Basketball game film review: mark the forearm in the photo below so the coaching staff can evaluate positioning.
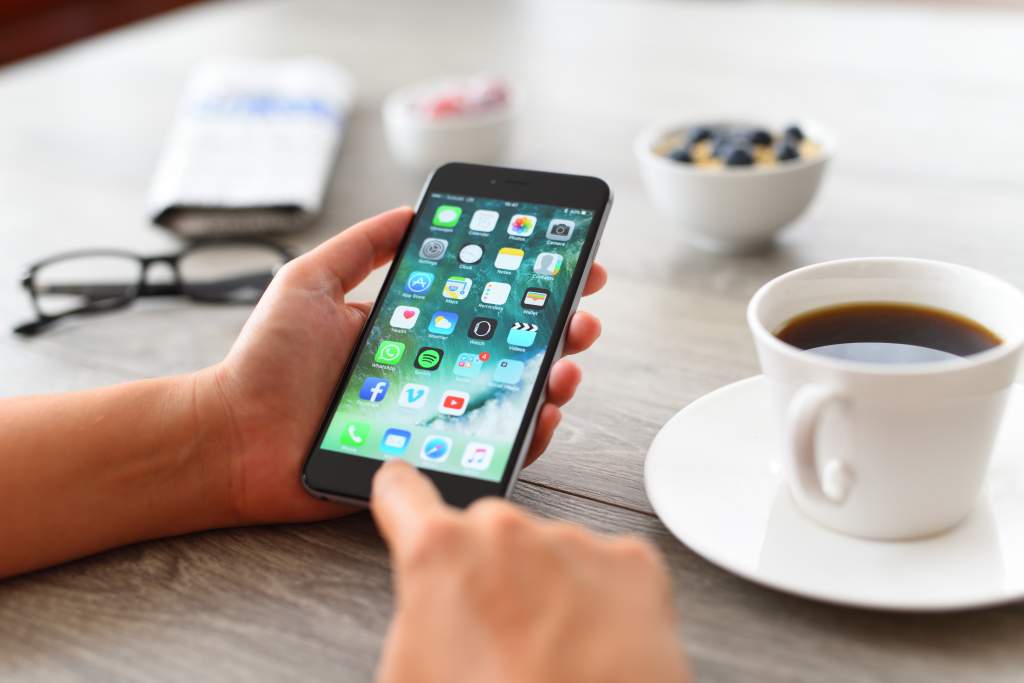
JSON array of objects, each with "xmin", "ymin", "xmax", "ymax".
[{"xmin": 0, "ymin": 372, "xmax": 236, "ymax": 577}]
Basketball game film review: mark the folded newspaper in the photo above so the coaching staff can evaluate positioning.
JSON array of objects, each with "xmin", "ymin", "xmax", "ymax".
[{"xmin": 148, "ymin": 58, "xmax": 354, "ymax": 237}]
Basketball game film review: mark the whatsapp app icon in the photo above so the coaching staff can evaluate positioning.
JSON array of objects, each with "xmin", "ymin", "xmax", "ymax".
[{"xmin": 374, "ymin": 340, "xmax": 406, "ymax": 365}]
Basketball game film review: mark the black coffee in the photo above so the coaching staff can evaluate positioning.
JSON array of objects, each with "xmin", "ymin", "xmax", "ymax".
[{"xmin": 776, "ymin": 302, "xmax": 1002, "ymax": 364}]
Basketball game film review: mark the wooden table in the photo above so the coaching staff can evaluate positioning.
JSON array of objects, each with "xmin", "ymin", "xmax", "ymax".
[{"xmin": 3, "ymin": 0, "xmax": 1024, "ymax": 679}]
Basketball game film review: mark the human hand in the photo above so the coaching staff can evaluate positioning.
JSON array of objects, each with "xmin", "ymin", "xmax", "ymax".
[
  {"xmin": 199, "ymin": 208, "xmax": 607, "ymax": 525},
  {"xmin": 370, "ymin": 460, "xmax": 690, "ymax": 683}
]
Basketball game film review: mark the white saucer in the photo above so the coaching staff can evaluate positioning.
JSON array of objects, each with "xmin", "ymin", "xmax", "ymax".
[{"xmin": 645, "ymin": 376, "xmax": 1024, "ymax": 611}]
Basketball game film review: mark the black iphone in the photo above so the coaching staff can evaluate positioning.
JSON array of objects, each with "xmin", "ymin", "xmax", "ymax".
[{"xmin": 301, "ymin": 163, "xmax": 612, "ymax": 506}]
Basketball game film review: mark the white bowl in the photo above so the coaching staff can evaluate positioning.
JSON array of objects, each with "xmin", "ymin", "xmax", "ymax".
[
  {"xmin": 382, "ymin": 79, "xmax": 515, "ymax": 173},
  {"xmin": 635, "ymin": 120, "xmax": 833, "ymax": 254}
]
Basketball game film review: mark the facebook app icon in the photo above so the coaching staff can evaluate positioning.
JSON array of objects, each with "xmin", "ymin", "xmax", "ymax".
[{"xmin": 359, "ymin": 377, "xmax": 390, "ymax": 402}]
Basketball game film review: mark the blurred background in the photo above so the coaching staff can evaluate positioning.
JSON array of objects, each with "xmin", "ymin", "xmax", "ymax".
[{"xmin": 2, "ymin": 0, "xmax": 1024, "ymax": 385}]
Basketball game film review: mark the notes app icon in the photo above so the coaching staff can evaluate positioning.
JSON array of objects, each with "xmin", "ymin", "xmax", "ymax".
[{"xmin": 494, "ymin": 247, "xmax": 524, "ymax": 271}]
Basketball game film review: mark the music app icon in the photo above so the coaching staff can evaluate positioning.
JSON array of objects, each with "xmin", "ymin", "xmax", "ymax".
[{"xmin": 461, "ymin": 442, "xmax": 494, "ymax": 470}]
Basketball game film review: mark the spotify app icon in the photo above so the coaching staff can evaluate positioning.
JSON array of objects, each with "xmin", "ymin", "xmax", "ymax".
[{"xmin": 414, "ymin": 347, "xmax": 444, "ymax": 371}]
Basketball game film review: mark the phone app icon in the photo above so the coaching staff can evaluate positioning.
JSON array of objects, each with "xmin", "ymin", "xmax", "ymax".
[
  {"xmin": 494, "ymin": 247, "xmax": 524, "ymax": 271},
  {"xmin": 468, "ymin": 317, "xmax": 497, "ymax": 340},
  {"xmin": 380, "ymin": 428, "xmax": 412, "ymax": 455},
  {"xmin": 522, "ymin": 288, "xmax": 550, "ymax": 309},
  {"xmin": 433, "ymin": 205, "xmax": 462, "ymax": 228},
  {"xmin": 533, "ymin": 252, "xmax": 563, "ymax": 276},
  {"xmin": 421, "ymin": 435, "xmax": 453, "ymax": 463},
  {"xmin": 442, "ymin": 276, "xmax": 473, "ymax": 300},
  {"xmin": 374, "ymin": 340, "xmax": 406, "ymax": 365},
  {"xmin": 507, "ymin": 214, "xmax": 536, "ymax": 237},
  {"xmin": 398, "ymin": 383, "xmax": 430, "ymax": 409},
  {"xmin": 481, "ymin": 281, "xmax": 511, "ymax": 305},
  {"xmin": 493, "ymin": 358, "xmax": 525, "ymax": 385},
  {"xmin": 405, "ymin": 271, "xmax": 434, "ymax": 295},
  {"xmin": 390, "ymin": 305, "xmax": 420, "ymax": 329},
  {"xmin": 462, "ymin": 442, "xmax": 495, "ymax": 470},
  {"xmin": 507, "ymin": 323, "xmax": 538, "ymax": 348},
  {"xmin": 453, "ymin": 351, "xmax": 489, "ymax": 378},
  {"xmin": 439, "ymin": 390, "xmax": 470, "ymax": 416},
  {"xmin": 428, "ymin": 311, "xmax": 458, "ymax": 335},
  {"xmin": 469, "ymin": 209, "xmax": 499, "ymax": 233},
  {"xmin": 414, "ymin": 347, "xmax": 444, "ymax": 370},
  {"xmin": 546, "ymin": 218, "xmax": 575, "ymax": 242},
  {"xmin": 419, "ymin": 237, "xmax": 448, "ymax": 261},
  {"xmin": 339, "ymin": 421, "xmax": 371, "ymax": 448},
  {"xmin": 358, "ymin": 377, "xmax": 390, "ymax": 402},
  {"xmin": 458, "ymin": 243, "xmax": 484, "ymax": 265}
]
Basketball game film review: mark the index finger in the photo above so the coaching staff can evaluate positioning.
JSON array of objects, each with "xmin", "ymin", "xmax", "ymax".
[{"xmin": 371, "ymin": 459, "xmax": 448, "ymax": 553}]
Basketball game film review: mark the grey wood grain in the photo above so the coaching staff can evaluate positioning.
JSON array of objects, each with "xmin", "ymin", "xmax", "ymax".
[
  {"xmin": 2, "ymin": 483, "xmax": 1022, "ymax": 682},
  {"xmin": 3, "ymin": 0, "xmax": 1024, "ymax": 680}
]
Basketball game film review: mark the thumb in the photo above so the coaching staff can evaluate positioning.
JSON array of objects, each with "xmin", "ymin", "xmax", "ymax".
[{"xmin": 300, "ymin": 206, "xmax": 413, "ymax": 294}]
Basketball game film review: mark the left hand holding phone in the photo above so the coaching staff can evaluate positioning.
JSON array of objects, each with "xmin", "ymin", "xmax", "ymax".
[
  {"xmin": 370, "ymin": 459, "xmax": 691, "ymax": 683},
  {"xmin": 0, "ymin": 207, "xmax": 605, "ymax": 577},
  {"xmin": 203, "ymin": 207, "xmax": 607, "ymax": 525}
]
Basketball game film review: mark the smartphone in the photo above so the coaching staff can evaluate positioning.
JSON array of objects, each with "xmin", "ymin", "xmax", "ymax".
[{"xmin": 301, "ymin": 163, "xmax": 612, "ymax": 506}]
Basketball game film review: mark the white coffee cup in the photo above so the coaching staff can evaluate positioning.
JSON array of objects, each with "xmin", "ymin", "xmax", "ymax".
[{"xmin": 748, "ymin": 257, "xmax": 1024, "ymax": 540}]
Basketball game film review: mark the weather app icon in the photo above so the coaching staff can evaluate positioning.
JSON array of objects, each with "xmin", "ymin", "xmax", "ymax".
[
  {"xmin": 405, "ymin": 271, "xmax": 434, "ymax": 295},
  {"xmin": 428, "ymin": 311, "xmax": 458, "ymax": 335}
]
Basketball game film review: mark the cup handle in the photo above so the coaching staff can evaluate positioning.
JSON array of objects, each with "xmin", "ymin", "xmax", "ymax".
[{"xmin": 785, "ymin": 385, "xmax": 854, "ymax": 504}]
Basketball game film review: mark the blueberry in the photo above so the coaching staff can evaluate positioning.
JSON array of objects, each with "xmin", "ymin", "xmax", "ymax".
[
  {"xmin": 776, "ymin": 142, "xmax": 800, "ymax": 162},
  {"xmin": 783, "ymin": 125, "xmax": 805, "ymax": 142},
  {"xmin": 724, "ymin": 147, "xmax": 755, "ymax": 166},
  {"xmin": 668, "ymin": 146, "xmax": 693, "ymax": 163},
  {"xmin": 745, "ymin": 128, "xmax": 773, "ymax": 146},
  {"xmin": 712, "ymin": 136, "xmax": 736, "ymax": 158},
  {"xmin": 687, "ymin": 126, "xmax": 714, "ymax": 145}
]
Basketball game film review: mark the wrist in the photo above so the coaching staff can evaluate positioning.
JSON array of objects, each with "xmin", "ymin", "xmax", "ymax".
[{"xmin": 181, "ymin": 365, "xmax": 247, "ymax": 529}]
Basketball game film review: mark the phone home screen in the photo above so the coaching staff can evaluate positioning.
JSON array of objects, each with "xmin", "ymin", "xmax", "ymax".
[{"xmin": 318, "ymin": 193, "xmax": 593, "ymax": 482}]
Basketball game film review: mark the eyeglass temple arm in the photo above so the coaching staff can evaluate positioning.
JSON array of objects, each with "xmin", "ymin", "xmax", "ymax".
[{"xmin": 12, "ymin": 318, "xmax": 56, "ymax": 336}]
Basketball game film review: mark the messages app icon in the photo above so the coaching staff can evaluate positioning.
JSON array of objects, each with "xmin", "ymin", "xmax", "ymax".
[{"xmin": 433, "ymin": 205, "xmax": 462, "ymax": 228}]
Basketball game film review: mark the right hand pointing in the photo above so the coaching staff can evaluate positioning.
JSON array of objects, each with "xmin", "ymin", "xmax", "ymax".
[{"xmin": 370, "ymin": 460, "xmax": 691, "ymax": 683}]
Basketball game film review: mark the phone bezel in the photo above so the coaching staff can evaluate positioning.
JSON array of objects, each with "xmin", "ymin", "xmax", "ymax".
[{"xmin": 301, "ymin": 162, "xmax": 611, "ymax": 507}]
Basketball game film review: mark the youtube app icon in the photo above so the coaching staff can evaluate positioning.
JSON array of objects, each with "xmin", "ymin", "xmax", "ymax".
[{"xmin": 439, "ymin": 390, "xmax": 470, "ymax": 416}]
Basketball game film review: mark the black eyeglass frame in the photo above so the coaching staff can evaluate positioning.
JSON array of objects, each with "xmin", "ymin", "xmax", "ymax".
[{"xmin": 14, "ymin": 239, "xmax": 293, "ymax": 336}]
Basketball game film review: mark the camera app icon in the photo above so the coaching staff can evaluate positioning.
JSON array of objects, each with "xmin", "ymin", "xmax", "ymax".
[{"xmin": 546, "ymin": 219, "xmax": 575, "ymax": 242}]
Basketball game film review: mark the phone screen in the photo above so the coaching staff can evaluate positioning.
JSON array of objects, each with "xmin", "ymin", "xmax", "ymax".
[{"xmin": 315, "ymin": 192, "xmax": 595, "ymax": 483}]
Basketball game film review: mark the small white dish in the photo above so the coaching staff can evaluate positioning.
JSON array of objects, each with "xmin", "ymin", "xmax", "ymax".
[
  {"xmin": 644, "ymin": 375, "xmax": 1024, "ymax": 611},
  {"xmin": 382, "ymin": 77, "xmax": 515, "ymax": 173},
  {"xmin": 635, "ymin": 119, "xmax": 833, "ymax": 254}
]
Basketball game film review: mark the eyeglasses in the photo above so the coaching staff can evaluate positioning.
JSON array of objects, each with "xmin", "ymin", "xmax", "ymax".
[{"xmin": 14, "ymin": 240, "xmax": 293, "ymax": 336}]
